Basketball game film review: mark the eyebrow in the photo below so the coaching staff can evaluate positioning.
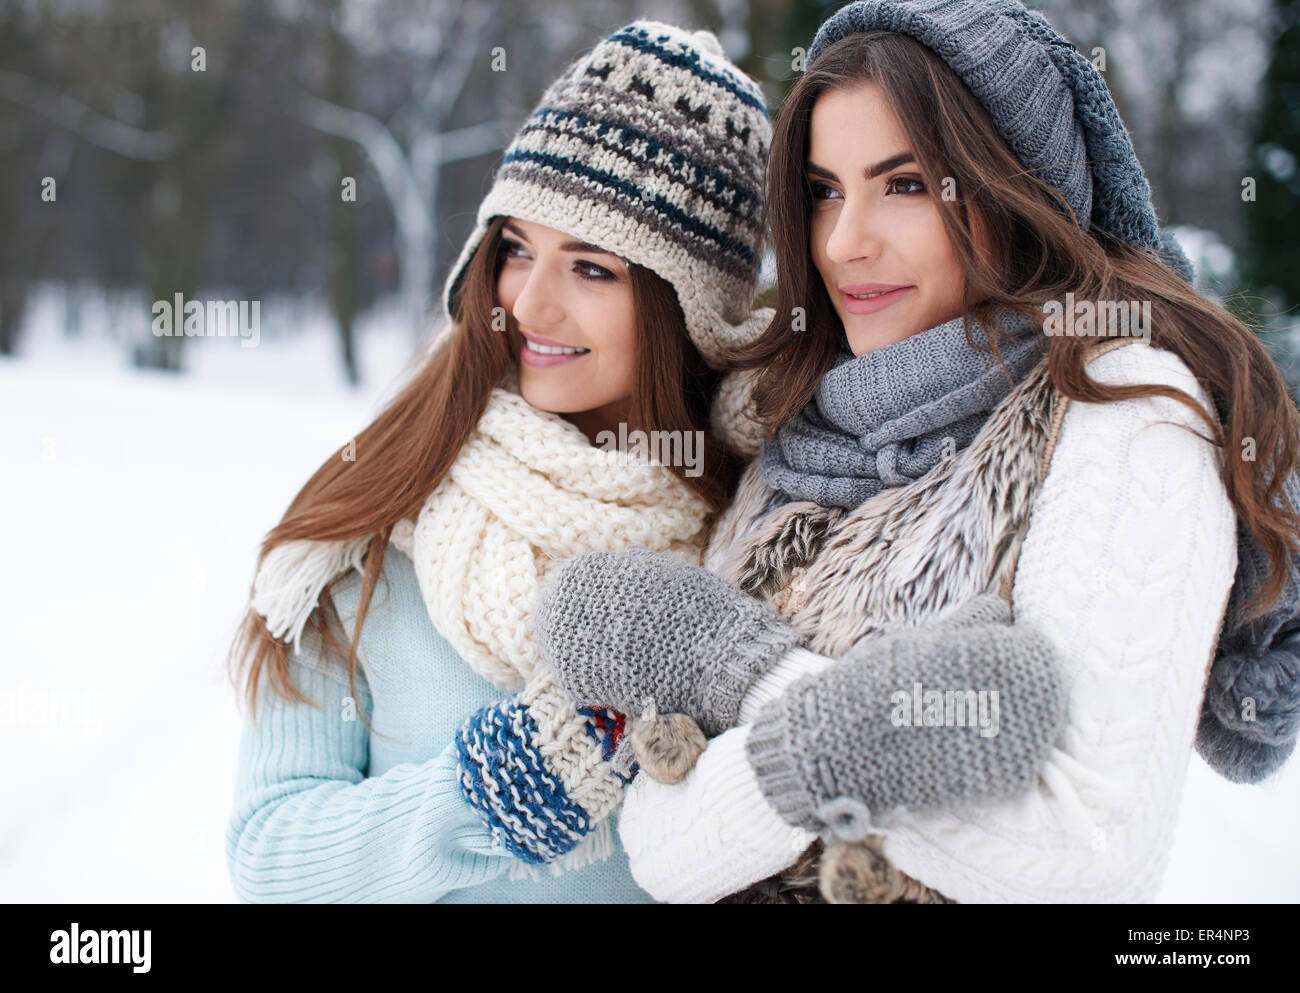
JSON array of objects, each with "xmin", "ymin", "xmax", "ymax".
[
  {"xmin": 502, "ymin": 220, "xmax": 622, "ymax": 258},
  {"xmin": 806, "ymin": 151, "xmax": 917, "ymax": 182}
]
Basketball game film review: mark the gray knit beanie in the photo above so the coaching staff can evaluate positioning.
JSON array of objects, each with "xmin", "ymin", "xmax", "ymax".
[
  {"xmin": 805, "ymin": 0, "xmax": 1196, "ymax": 282},
  {"xmin": 441, "ymin": 20, "xmax": 775, "ymax": 368}
]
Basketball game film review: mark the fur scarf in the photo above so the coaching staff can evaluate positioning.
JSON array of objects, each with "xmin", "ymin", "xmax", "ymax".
[{"xmin": 703, "ymin": 351, "xmax": 1069, "ymax": 903}]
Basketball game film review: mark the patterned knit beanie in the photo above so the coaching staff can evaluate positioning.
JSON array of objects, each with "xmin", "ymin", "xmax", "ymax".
[
  {"xmin": 441, "ymin": 21, "xmax": 774, "ymax": 369},
  {"xmin": 805, "ymin": 0, "xmax": 1196, "ymax": 282}
]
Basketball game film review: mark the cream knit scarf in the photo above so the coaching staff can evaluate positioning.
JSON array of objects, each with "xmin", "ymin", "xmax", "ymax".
[{"xmin": 251, "ymin": 375, "xmax": 714, "ymax": 693}]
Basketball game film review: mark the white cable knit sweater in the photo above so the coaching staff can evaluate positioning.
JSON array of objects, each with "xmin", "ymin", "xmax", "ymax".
[
  {"xmin": 618, "ymin": 341, "xmax": 1239, "ymax": 903},
  {"xmin": 877, "ymin": 341, "xmax": 1238, "ymax": 902}
]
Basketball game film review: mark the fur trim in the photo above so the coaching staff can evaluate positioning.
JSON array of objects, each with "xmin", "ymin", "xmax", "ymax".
[
  {"xmin": 724, "ymin": 360, "xmax": 1056, "ymax": 656},
  {"xmin": 629, "ymin": 703, "xmax": 708, "ymax": 785},
  {"xmin": 713, "ymin": 358, "xmax": 1061, "ymax": 904}
]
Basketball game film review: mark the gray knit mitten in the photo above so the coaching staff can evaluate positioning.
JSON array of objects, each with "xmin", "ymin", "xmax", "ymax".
[
  {"xmin": 746, "ymin": 592, "xmax": 1067, "ymax": 839},
  {"xmin": 535, "ymin": 546, "xmax": 803, "ymax": 736}
]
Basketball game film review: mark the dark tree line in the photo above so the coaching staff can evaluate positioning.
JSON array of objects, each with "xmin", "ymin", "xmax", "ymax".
[{"xmin": 1, "ymin": 0, "xmax": 1294, "ymax": 387}]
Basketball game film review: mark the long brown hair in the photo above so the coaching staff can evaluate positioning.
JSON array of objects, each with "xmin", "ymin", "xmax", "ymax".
[
  {"xmin": 726, "ymin": 30, "xmax": 1300, "ymax": 622},
  {"xmin": 228, "ymin": 214, "xmax": 742, "ymax": 730}
]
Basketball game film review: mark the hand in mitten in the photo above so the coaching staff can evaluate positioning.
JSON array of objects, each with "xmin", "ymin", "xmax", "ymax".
[
  {"xmin": 534, "ymin": 546, "xmax": 803, "ymax": 737},
  {"xmin": 619, "ymin": 592, "xmax": 1067, "ymax": 902},
  {"xmin": 641, "ymin": 591, "xmax": 1028, "ymax": 788},
  {"xmin": 749, "ymin": 590, "xmax": 1066, "ymax": 834},
  {"xmin": 455, "ymin": 667, "xmax": 636, "ymax": 866}
]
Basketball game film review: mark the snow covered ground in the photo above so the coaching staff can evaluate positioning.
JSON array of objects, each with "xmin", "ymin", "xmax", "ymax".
[{"xmin": 1, "ymin": 286, "xmax": 1297, "ymax": 903}]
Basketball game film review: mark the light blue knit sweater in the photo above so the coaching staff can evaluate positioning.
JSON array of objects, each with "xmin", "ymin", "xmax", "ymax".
[{"xmin": 224, "ymin": 544, "xmax": 655, "ymax": 903}]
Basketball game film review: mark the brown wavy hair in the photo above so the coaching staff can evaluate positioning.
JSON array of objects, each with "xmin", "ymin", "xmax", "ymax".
[
  {"xmin": 727, "ymin": 30, "xmax": 1300, "ymax": 620},
  {"xmin": 228, "ymin": 215, "xmax": 742, "ymax": 733}
]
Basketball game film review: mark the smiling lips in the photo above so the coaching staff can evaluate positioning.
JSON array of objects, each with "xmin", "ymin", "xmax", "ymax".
[
  {"xmin": 518, "ymin": 329, "xmax": 591, "ymax": 367},
  {"xmin": 840, "ymin": 283, "xmax": 914, "ymax": 315}
]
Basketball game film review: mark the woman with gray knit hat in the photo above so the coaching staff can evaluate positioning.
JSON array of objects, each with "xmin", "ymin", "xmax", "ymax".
[
  {"xmin": 536, "ymin": 0, "xmax": 1300, "ymax": 903},
  {"xmin": 223, "ymin": 21, "xmax": 776, "ymax": 902}
]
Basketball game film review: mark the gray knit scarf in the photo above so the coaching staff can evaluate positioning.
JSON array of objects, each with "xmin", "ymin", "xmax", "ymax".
[{"xmin": 760, "ymin": 309, "xmax": 1046, "ymax": 509}]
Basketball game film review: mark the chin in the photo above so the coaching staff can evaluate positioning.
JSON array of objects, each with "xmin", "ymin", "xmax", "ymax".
[
  {"xmin": 518, "ymin": 376, "xmax": 565, "ymax": 413},
  {"xmin": 843, "ymin": 315, "xmax": 926, "ymax": 354},
  {"xmin": 518, "ymin": 372, "xmax": 590, "ymax": 415},
  {"xmin": 844, "ymin": 324, "xmax": 900, "ymax": 355}
]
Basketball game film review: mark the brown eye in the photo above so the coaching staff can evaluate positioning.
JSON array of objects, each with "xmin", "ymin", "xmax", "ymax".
[
  {"xmin": 886, "ymin": 176, "xmax": 926, "ymax": 195},
  {"xmin": 808, "ymin": 180, "xmax": 841, "ymax": 201},
  {"xmin": 575, "ymin": 260, "xmax": 616, "ymax": 282}
]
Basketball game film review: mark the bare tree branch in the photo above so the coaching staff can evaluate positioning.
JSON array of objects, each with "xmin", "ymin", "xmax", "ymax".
[
  {"xmin": 301, "ymin": 90, "xmax": 427, "ymax": 226},
  {"xmin": 410, "ymin": 0, "xmax": 504, "ymax": 183},
  {"xmin": 0, "ymin": 69, "xmax": 176, "ymax": 161},
  {"xmin": 300, "ymin": 1, "xmax": 509, "ymax": 342},
  {"xmin": 434, "ymin": 120, "xmax": 507, "ymax": 164},
  {"xmin": 421, "ymin": 0, "xmax": 503, "ymax": 117}
]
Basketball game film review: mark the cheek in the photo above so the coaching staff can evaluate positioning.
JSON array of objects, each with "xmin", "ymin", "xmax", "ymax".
[
  {"xmin": 495, "ymin": 270, "xmax": 517, "ymax": 310},
  {"xmin": 809, "ymin": 215, "xmax": 832, "ymax": 275},
  {"xmin": 919, "ymin": 215, "xmax": 964, "ymax": 294},
  {"xmin": 939, "ymin": 235, "xmax": 966, "ymax": 302},
  {"xmin": 580, "ymin": 291, "xmax": 638, "ymax": 378},
  {"xmin": 610, "ymin": 299, "xmax": 639, "ymax": 376}
]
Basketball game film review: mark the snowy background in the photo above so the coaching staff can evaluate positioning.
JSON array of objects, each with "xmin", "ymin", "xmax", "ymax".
[
  {"xmin": 2, "ymin": 0, "xmax": 1298, "ymax": 904},
  {"xmin": 2, "ymin": 282, "xmax": 1298, "ymax": 904},
  {"xmin": 0, "ymin": 287, "xmax": 418, "ymax": 903}
]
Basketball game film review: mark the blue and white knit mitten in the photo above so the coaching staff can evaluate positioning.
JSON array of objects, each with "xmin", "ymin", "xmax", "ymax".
[{"xmin": 455, "ymin": 667, "xmax": 636, "ymax": 865}]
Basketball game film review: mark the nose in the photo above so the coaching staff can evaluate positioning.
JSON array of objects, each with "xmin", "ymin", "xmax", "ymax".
[
  {"xmin": 507, "ymin": 258, "xmax": 566, "ymax": 329},
  {"xmin": 822, "ymin": 194, "xmax": 884, "ymax": 267}
]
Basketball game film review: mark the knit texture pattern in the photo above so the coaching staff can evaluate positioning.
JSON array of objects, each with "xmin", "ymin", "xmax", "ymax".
[
  {"xmin": 760, "ymin": 307, "xmax": 1044, "ymax": 508},
  {"xmin": 699, "ymin": 345, "xmax": 1067, "ymax": 904},
  {"xmin": 239, "ymin": 375, "xmax": 713, "ymax": 894},
  {"xmin": 614, "ymin": 344, "xmax": 1239, "ymax": 902},
  {"xmin": 455, "ymin": 667, "xmax": 634, "ymax": 865},
  {"xmin": 536, "ymin": 545, "xmax": 804, "ymax": 736},
  {"xmin": 227, "ymin": 545, "xmax": 658, "ymax": 902},
  {"xmin": 800, "ymin": 0, "xmax": 1300, "ymax": 787},
  {"xmin": 441, "ymin": 20, "xmax": 774, "ymax": 368},
  {"xmin": 804, "ymin": 0, "xmax": 1195, "ymax": 281},
  {"xmin": 875, "ymin": 344, "xmax": 1237, "ymax": 901},
  {"xmin": 386, "ymin": 371, "xmax": 712, "ymax": 692},
  {"xmin": 745, "ymin": 593, "xmax": 1067, "ymax": 838},
  {"xmin": 1197, "ymin": 467, "xmax": 1300, "ymax": 781},
  {"xmin": 716, "ymin": 348, "xmax": 1059, "ymax": 661}
]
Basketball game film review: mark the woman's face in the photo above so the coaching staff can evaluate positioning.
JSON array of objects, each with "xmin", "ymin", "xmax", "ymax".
[
  {"xmin": 495, "ymin": 217, "xmax": 638, "ymax": 434},
  {"xmin": 806, "ymin": 81, "xmax": 968, "ymax": 355}
]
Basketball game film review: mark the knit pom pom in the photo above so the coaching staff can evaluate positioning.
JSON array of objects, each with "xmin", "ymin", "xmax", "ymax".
[
  {"xmin": 817, "ymin": 838, "xmax": 956, "ymax": 904},
  {"xmin": 629, "ymin": 701, "xmax": 707, "ymax": 784},
  {"xmin": 818, "ymin": 838, "xmax": 904, "ymax": 903}
]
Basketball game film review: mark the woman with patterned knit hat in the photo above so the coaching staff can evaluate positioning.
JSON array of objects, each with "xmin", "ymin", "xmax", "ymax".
[
  {"xmin": 535, "ymin": 0, "xmax": 1300, "ymax": 903},
  {"xmin": 223, "ymin": 21, "xmax": 775, "ymax": 902}
]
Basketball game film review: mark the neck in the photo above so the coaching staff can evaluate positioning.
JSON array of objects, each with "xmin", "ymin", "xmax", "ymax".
[{"xmin": 563, "ymin": 395, "xmax": 635, "ymax": 446}]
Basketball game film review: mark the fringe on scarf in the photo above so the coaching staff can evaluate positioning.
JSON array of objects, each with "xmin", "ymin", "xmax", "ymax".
[{"xmin": 250, "ymin": 535, "xmax": 373, "ymax": 655}]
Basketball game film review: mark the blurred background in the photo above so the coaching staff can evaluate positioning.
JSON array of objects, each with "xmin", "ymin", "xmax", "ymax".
[{"xmin": 2, "ymin": 0, "xmax": 1297, "ymax": 902}]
